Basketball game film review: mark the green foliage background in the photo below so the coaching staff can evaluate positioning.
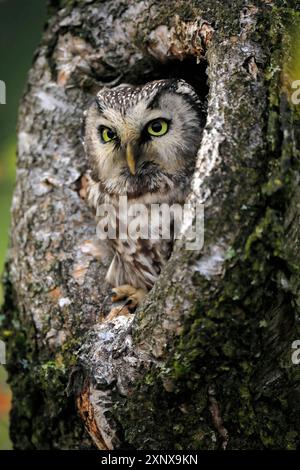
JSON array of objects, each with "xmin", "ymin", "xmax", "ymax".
[{"xmin": 0, "ymin": 0, "xmax": 46, "ymax": 450}]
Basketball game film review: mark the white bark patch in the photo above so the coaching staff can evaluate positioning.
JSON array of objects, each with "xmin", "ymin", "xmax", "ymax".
[
  {"xmin": 46, "ymin": 328, "xmax": 67, "ymax": 348},
  {"xmin": 81, "ymin": 314, "xmax": 136, "ymax": 449},
  {"xmin": 58, "ymin": 297, "xmax": 71, "ymax": 308},
  {"xmin": 18, "ymin": 131, "xmax": 37, "ymax": 156},
  {"xmin": 195, "ymin": 243, "xmax": 226, "ymax": 279},
  {"xmin": 31, "ymin": 170, "xmax": 60, "ymax": 196},
  {"xmin": 191, "ymin": 78, "xmax": 226, "ymax": 204},
  {"xmin": 89, "ymin": 387, "xmax": 120, "ymax": 450},
  {"xmin": 53, "ymin": 2, "xmax": 148, "ymax": 87},
  {"xmin": 35, "ymin": 89, "xmax": 70, "ymax": 111}
]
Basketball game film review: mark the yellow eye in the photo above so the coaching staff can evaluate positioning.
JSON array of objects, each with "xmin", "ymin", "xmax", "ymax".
[
  {"xmin": 100, "ymin": 126, "xmax": 116, "ymax": 143},
  {"xmin": 147, "ymin": 119, "xmax": 169, "ymax": 137}
]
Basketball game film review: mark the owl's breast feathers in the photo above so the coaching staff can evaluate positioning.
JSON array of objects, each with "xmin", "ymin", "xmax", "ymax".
[
  {"xmin": 86, "ymin": 174, "xmax": 187, "ymax": 291},
  {"xmin": 105, "ymin": 198, "xmax": 175, "ymax": 291}
]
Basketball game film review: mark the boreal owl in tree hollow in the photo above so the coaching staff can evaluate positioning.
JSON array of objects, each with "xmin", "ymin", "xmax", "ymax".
[{"xmin": 84, "ymin": 79, "xmax": 205, "ymax": 312}]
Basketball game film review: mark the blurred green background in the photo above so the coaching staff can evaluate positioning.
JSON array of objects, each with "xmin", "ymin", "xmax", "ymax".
[{"xmin": 0, "ymin": 0, "xmax": 46, "ymax": 450}]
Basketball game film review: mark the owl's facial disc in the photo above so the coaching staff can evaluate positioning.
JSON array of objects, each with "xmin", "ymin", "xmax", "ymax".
[
  {"xmin": 85, "ymin": 79, "xmax": 204, "ymax": 197},
  {"xmin": 97, "ymin": 117, "xmax": 171, "ymax": 176}
]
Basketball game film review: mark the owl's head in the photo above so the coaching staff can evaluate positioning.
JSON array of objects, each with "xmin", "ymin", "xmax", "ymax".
[{"xmin": 84, "ymin": 79, "xmax": 204, "ymax": 199}]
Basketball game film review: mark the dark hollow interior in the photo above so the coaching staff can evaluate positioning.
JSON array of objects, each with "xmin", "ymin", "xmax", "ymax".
[
  {"xmin": 145, "ymin": 57, "xmax": 209, "ymax": 106},
  {"xmin": 92, "ymin": 56, "xmax": 209, "ymax": 113}
]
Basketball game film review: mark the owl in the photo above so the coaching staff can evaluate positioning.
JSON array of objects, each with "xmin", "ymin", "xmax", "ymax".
[{"xmin": 84, "ymin": 79, "xmax": 204, "ymax": 312}]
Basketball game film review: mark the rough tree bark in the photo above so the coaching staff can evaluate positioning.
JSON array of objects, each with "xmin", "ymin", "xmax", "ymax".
[{"xmin": 2, "ymin": 0, "xmax": 300, "ymax": 450}]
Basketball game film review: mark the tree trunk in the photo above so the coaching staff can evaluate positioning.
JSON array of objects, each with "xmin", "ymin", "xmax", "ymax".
[{"xmin": 2, "ymin": 0, "xmax": 300, "ymax": 450}]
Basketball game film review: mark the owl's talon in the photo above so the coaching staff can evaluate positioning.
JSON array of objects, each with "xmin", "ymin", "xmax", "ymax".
[
  {"xmin": 110, "ymin": 290, "xmax": 118, "ymax": 301},
  {"xmin": 105, "ymin": 285, "xmax": 146, "ymax": 322},
  {"xmin": 110, "ymin": 284, "xmax": 147, "ymax": 310}
]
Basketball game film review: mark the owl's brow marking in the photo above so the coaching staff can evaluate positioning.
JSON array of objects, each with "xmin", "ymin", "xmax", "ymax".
[{"xmin": 96, "ymin": 80, "xmax": 174, "ymax": 116}]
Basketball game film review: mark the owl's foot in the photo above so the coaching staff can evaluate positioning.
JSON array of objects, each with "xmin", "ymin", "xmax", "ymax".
[
  {"xmin": 111, "ymin": 284, "xmax": 147, "ymax": 311},
  {"xmin": 104, "ymin": 305, "xmax": 132, "ymax": 322}
]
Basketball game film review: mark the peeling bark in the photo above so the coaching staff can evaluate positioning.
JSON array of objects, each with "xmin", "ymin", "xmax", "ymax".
[{"xmin": 2, "ymin": 0, "xmax": 300, "ymax": 450}]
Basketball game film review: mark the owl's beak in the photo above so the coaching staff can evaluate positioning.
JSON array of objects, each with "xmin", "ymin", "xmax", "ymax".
[{"xmin": 126, "ymin": 142, "xmax": 137, "ymax": 175}]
